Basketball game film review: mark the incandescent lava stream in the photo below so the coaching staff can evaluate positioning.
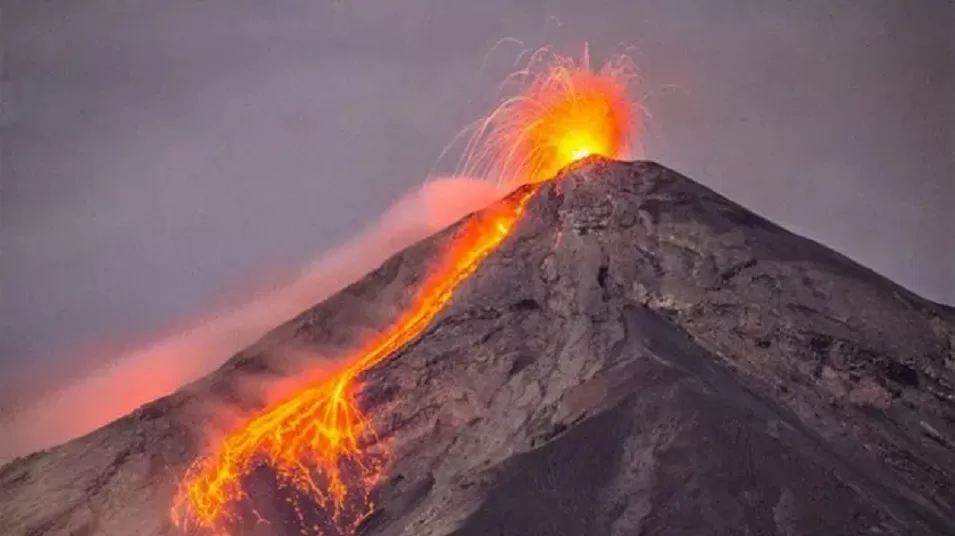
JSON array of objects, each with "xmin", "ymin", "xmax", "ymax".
[{"xmin": 173, "ymin": 49, "xmax": 638, "ymax": 535}]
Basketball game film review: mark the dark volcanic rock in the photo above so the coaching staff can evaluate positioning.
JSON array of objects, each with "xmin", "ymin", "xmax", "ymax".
[{"xmin": 2, "ymin": 160, "xmax": 954, "ymax": 536}]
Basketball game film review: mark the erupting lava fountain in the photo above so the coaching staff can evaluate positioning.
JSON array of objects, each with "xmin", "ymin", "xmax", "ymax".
[{"xmin": 173, "ymin": 47, "xmax": 640, "ymax": 535}]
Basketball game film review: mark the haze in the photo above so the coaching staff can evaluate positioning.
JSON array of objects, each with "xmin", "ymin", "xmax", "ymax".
[{"xmin": 1, "ymin": 0, "xmax": 952, "ymax": 459}]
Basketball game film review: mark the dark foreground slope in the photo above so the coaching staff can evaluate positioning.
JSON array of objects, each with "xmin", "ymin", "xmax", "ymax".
[{"xmin": 2, "ymin": 160, "xmax": 954, "ymax": 536}]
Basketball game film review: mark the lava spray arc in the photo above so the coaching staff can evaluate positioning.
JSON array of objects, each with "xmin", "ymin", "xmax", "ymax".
[
  {"xmin": 453, "ymin": 45, "xmax": 640, "ymax": 187},
  {"xmin": 173, "ymin": 47, "xmax": 639, "ymax": 535}
]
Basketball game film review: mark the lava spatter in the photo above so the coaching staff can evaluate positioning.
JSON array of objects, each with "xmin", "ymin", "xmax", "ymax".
[{"xmin": 455, "ymin": 45, "xmax": 638, "ymax": 187}]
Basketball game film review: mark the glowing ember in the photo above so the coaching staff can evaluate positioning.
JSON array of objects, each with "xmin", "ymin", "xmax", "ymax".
[
  {"xmin": 173, "ymin": 47, "xmax": 637, "ymax": 535},
  {"xmin": 457, "ymin": 45, "xmax": 638, "ymax": 186}
]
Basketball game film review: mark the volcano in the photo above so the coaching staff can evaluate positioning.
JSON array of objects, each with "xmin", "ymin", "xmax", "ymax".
[{"xmin": 2, "ymin": 160, "xmax": 954, "ymax": 536}]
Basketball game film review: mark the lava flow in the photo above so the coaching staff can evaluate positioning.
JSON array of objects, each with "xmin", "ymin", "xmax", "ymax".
[{"xmin": 173, "ymin": 47, "xmax": 637, "ymax": 536}]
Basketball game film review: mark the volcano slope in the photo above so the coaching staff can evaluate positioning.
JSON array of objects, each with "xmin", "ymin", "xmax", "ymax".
[{"xmin": 2, "ymin": 159, "xmax": 955, "ymax": 536}]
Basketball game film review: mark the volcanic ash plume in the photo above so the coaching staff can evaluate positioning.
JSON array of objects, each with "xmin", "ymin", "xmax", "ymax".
[{"xmin": 0, "ymin": 176, "xmax": 510, "ymax": 465}]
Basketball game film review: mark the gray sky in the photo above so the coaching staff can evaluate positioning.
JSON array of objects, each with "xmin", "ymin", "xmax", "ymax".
[{"xmin": 2, "ymin": 0, "xmax": 953, "ymax": 394}]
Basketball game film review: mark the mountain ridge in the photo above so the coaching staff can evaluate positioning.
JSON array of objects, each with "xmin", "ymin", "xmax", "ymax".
[{"xmin": 2, "ymin": 159, "xmax": 954, "ymax": 536}]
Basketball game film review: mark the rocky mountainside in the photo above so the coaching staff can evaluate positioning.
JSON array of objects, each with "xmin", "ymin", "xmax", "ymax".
[{"xmin": 2, "ymin": 159, "xmax": 954, "ymax": 536}]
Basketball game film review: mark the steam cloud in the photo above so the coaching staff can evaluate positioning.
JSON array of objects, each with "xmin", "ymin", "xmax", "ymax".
[{"xmin": 0, "ymin": 177, "xmax": 514, "ymax": 464}]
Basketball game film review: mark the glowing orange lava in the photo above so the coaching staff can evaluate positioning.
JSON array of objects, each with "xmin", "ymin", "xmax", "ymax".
[
  {"xmin": 172, "ymin": 190, "xmax": 536, "ymax": 534},
  {"xmin": 457, "ymin": 46, "xmax": 638, "ymax": 186},
  {"xmin": 174, "ymin": 47, "xmax": 636, "ymax": 535}
]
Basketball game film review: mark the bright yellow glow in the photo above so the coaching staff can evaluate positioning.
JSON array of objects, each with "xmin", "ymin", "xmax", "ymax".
[{"xmin": 456, "ymin": 47, "xmax": 638, "ymax": 186}]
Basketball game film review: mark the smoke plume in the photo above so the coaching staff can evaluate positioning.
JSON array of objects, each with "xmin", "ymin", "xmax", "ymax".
[{"xmin": 0, "ymin": 177, "xmax": 512, "ymax": 464}]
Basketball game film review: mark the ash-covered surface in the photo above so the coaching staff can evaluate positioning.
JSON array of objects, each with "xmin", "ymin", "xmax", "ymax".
[{"xmin": 2, "ymin": 160, "xmax": 954, "ymax": 536}]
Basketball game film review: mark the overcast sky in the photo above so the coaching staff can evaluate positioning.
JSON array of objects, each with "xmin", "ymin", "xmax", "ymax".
[{"xmin": 2, "ymin": 0, "xmax": 953, "ymax": 393}]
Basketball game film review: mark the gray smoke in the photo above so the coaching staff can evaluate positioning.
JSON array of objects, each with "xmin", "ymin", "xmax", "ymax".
[{"xmin": 0, "ymin": 176, "xmax": 511, "ymax": 463}]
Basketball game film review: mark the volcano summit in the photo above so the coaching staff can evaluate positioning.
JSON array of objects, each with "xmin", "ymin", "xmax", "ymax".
[{"xmin": 2, "ymin": 159, "xmax": 954, "ymax": 536}]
